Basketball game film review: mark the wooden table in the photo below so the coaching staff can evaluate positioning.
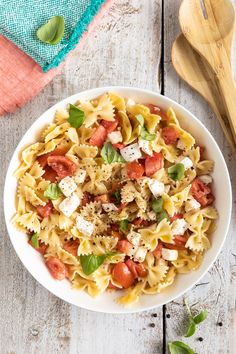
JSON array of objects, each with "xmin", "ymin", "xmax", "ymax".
[{"xmin": 0, "ymin": 1, "xmax": 235, "ymax": 353}]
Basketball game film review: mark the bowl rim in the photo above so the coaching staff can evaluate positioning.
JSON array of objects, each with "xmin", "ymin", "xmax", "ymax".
[{"xmin": 3, "ymin": 86, "xmax": 232, "ymax": 314}]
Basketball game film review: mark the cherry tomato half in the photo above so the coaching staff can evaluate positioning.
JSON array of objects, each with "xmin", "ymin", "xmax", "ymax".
[
  {"xmin": 112, "ymin": 262, "xmax": 135, "ymax": 289},
  {"xmin": 45, "ymin": 257, "xmax": 68, "ymax": 280}
]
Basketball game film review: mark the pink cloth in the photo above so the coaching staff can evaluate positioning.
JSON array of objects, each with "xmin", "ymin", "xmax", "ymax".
[{"xmin": 0, "ymin": 0, "xmax": 112, "ymax": 116}]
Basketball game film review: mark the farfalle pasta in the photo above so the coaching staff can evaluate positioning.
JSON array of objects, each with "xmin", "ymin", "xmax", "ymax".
[{"xmin": 12, "ymin": 92, "xmax": 218, "ymax": 306}]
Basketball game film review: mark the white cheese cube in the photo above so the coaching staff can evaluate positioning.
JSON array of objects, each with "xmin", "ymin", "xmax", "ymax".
[
  {"xmin": 199, "ymin": 175, "xmax": 213, "ymax": 185},
  {"xmin": 147, "ymin": 211, "xmax": 157, "ymax": 221},
  {"xmin": 102, "ymin": 203, "xmax": 119, "ymax": 213},
  {"xmin": 127, "ymin": 231, "xmax": 141, "ymax": 247},
  {"xmin": 177, "ymin": 139, "xmax": 185, "ymax": 150},
  {"xmin": 185, "ymin": 198, "xmax": 201, "ymax": 212},
  {"xmin": 180, "ymin": 157, "xmax": 193, "ymax": 170},
  {"xmin": 138, "ymin": 139, "xmax": 153, "ymax": 156},
  {"xmin": 76, "ymin": 216, "xmax": 94, "ymax": 237},
  {"xmin": 162, "ymin": 248, "xmax": 178, "ymax": 261},
  {"xmin": 74, "ymin": 169, "xmax": 86, "ymax": 184},
  {"xmin": 134, "ymin": 246, "xmax": 147, "ymax": 263},
  {"xmin": 108, "ymin": 131, "xmax": 123, "ymax": 144},
  {"xmin": 120, "ymin": 143, "xmax": 142, "ymax": 162},
  {"xmin": 126, "ymin": 98, "xmax": 136, "ymax": 107},
  {"xmin": 172, "ymin": 218, "xmax": 189, "ymax": 236},
  {"xmin": 148, "ymin": 179, "xmax": 165, "ymax": 197},
  {"xmin": 59, "ymin": 193, "xmax": 80, "ymax": 217},
  {"xmin": 59, "ymin": 176, "xmax": 77, "ymax": 197},
  {"xmin": 127, "ymin": 244, "xmax": 139, "ymax": 258}
]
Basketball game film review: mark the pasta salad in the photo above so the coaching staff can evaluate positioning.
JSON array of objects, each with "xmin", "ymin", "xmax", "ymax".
[{"xmin": 12, "ymin": 92, "xmax": 218, "ymax": 305}]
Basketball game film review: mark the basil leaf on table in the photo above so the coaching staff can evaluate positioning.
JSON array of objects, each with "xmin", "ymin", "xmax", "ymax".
[
  {"xmin": 101, "ymin": 142, "xmax": 125, "ymax": 164},
  {"xmin": 119, "ymin": 219, "xmax": 129, "ymax": 232},
  {"xmin": 44, "ymin": 183, "xmax": 62, "ymax": 200},
  {"xmin": 31, "ymin": 232, "xmax": 39, "ymax": 249},
  {"xmin": 185, "ymin": 319, "xmax": 196, "ymax": 338},
  {"xmin": 80, "ymin": 253, "xmax": 117, "ymax": 275},
  {"xmin": 168, "ymin": 163, "xmax": 185, "ymax": 181},
  {"xmin": 168, "ymin": 341, "xmax": 195, "ymax": 354},
  {"xmin": 68, "ymin": 104, "xmax": 85, "ymax": 128},
  {"xmin": 37, "ymin": 16, "xmax": 65, "ymax": 45},
  {"xmin": 184, "ymin": 298, "xmax": 208, "ymax": 337},
  {"xmin": 192, "ymin": 310, "xmax": 208, "ymax": 325},
  {"xmin": 151, "ymin": 197, "xmax": 164, "ymax": 213}
]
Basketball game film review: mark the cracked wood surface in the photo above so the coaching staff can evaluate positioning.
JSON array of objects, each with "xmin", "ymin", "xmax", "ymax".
[{"xmin": 0, "ymin": 1, "xmax": 235, "ymax": 353}]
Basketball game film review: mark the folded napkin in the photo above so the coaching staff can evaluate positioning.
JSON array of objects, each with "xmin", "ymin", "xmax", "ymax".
[
  {"xmin": 0, "ymin": 0, "xmax": 107, "ymax": 72},
  {"xmin": 0, "ymin": 0, "xmax": 112, "ymax": 115}
]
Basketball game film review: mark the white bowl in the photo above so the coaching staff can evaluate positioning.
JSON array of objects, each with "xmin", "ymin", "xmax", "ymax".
[{"xmin": 4, "ymin": 86, "xmax": 232, "ymax": 313}]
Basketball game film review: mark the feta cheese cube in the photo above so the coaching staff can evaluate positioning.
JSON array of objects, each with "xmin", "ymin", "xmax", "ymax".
[
  {"xmin": 74, "ymin": 169, "xmax": 86, "ymax": 184},
  {"xmin": 171, "ymin": 218, "xmax": 189, "ymax": 236},
  {"xmin": 148, "ymin": 179, "xmax": 165, "ymax": 197},
  {"xmin": 108, "ymin": 131, "xmax": 123, "ymax": 144},
  {"xmin": 76, "ymin": 216, "xmax": 94, "ymax": 237},
  {"xmin": 134, "ymin": 246, "xmax": 147, "ymax": 263},
  {"xmin": 120, "ymin": 143, "xmax": 142, "ymax": 162},
  {"xmin": 127, "ymin": 244, "xmax": 138, "ymax": 258},
  {"xmin": 185, "ymin": 198, "xmax": 201, "ymax": 212},
  {"xmin": 162, "ymin": 248, "xmax": 178, "ymax": 261},
  {"xmin": 59, "ymin": 176, "xmax": 77, "ymax": 197},
  {"xmin": 126, "ymin": 98, "xmax": 136, "ymax": 107},
  {"xmin": 147, "ymin": 211, "xmax": 157, "ymax": 221},
  {"xmin": 127, "ymin": 231, "xmax": 141, "ymax": 247},
  {"xmin": 102, "ymin": 203, "xmax": 119, "ymax": 213},
  {"xmin": 59, "ymin": 193, "xmax": 80, "ymax": 217},
  {"xmin": 177, "ymin": 139, "xmax": 185, "ymax": 150},
  {"xmin": 180, "ymin": 157, "xmax": 193, "ymax": 170},
  {"xmin": 138, "ymin": 139, "xmax": 153, "ymax": 156},
  {"xmin": 199, "ymin": 175, "xmax": 213, "ymax": 185}
]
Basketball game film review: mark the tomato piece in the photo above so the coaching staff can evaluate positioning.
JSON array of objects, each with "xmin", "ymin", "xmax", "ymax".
[
  {"xmin": 43, "ymin": 166, "xmax": 58, "ymax": 182},
  {"xmin": 107, "ymin": 280, "xmax": 120, "ymax": 290},
  {"xmin": 81, "ymin": 192, "xmax": 93, "ymax": 206},
  {"xmin": 161, "ymin": 126, "xmax": 180, "ymax": 145},
  {"xmin": 112, "ymin": 143, "xmax": 125, "ymax": 150},
  {"xmin": 94, "ymin": 194, "xmax": 110, "ymax": 203},
  {"xmin": 127, "ymin": 161, "xmax": 145, "ymax": 179},
  {"xmin": 118, "ymin": 202, "xmax": 128, "ymax": 212},
  {"xmin": 29, "ymin": 239, "xmax": 47, "ymax": 255},
  {"xmin": 37, "ymin": 148, "xmax": 68, "ymax": 168},
  {"xmin": 36, "ymin": 201, "xmax": 53, "ymax": 218},
  {"xmin": 101, "ymin": 118, "xmax": 119, "ymax": 133},
  {"xmin": 89, "ymin": 125, "xmax": 107, "ymax": 147},
  {"xmin": 170, "ymin": 213, "xmax": 183, "ymax": 223},
  {"xmin": 47, "ymin": 155, "xmax": 77, "ymax": 179},
  {"xmin": 111, "ymin": 231, "xmax": 123, "ymax": 240},
  {"xmin": 45, "ymin": 257, "xmax": 68, "ymax": 280},
  {"xmin": 163, "ymin": 243, "xmax": 186, "ymax": 250},
  {"xmin": 125, "ymin": 259, "xmax": 138, "ymax": 278},
  {"xmin": 144, "ymin": 103, "xmax": 161, "ymax": 114},
  {"xmin": 135, "ymin": 263, "xmax": 148, "ymax": 277},
  {"xmin": 153, "ymin": 242, "xmax": 163, "ymax": 259},
  {"xmin": 199, "ymin": 146, "xmax": 205, "ymax": 161},
  {"xmin": 163, "ymin": 234, "xmax": 189, "ymax": 251},
  {"xmin": 191, "ymin": 177, "xmax": 214, "ymax": 207},
  {"xmin": 111, "ymin": 223, "xmax": 119, "ymax": 231},
  {"xmin": 112, "ymin": 262, "xmax": 135, "ymax": 289},
  {"xmin": 63, "ymin": 240, "xmax": 79, "ymax": 256},
  {"xmin": 145, "ymin": 153, "xmax": 163, "ymax": 177},
  {"xmin": 116, "ymin": 240, "xmax": 133, "ymax": 254},
  {"xmin": 132, "ymin": 218, "xmax": 150, "ymax": 227}
]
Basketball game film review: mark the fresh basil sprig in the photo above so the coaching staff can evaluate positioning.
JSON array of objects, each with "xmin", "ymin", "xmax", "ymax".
[
  {"xmin": 184, "ymin": 298, "xmax": 208, "ymax": 337},
  {"xmin": 151, "ymin": 197, "xmax": 164, "ymax": 213},
  {"xmin": 168, "ymin": 163, "xmax": 185, "ymax": 181},
  {"xmin": 80, "ymin": 252, "xmax": 116, "ymax": 275},
  {"xmin": 31, "ymin": 232, "xmax": 39, "ymax": 249},
  {"xmin": 168, "ymin": 341, "xmax": 195, "ymax": 354},
  {"xmin": 36, "ymin": 16, "xmax": 65, "ymax": 45},
  {"xmin": 136, "ymin": 114, "xmax": 156, "ymax": 141},
  {"xmin": 119, "ymin": 219, "xmax": 129, "ymax": 232},
  {"xmin": 68, "ymin": 104, "xmax": 85, "ymax": 128},
  {"xmin": 156, "ymin": 210, "xmax": 169, "ymax": 223},
  {"xmin": 101, "ymin": 142, "xmax": 125, "ymax": 164},
  {"xmin": 44, "ymin": 183, "xmax": 62, "ymax": 200},
  {"xmin": 112, "ymin": 189, "xmax": 121, "ymax": 204}
]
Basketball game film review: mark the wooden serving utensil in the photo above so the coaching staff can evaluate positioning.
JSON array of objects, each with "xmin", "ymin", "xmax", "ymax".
[
  {"xmin": 172, "ymin": 34, "xmax": 236, "ymax": 156},
  {"xmin": 179, "ymin": 0, "xmax": 236, "ymax": 144}
]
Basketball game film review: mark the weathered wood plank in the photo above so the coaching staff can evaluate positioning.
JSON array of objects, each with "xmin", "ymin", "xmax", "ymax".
[
  {"xmin": 0, "ymin": 1, "xmax": 164, "ymax": 354},
  {"xmin": 163, "ymin": 1, "xmax": 236, "ymax": 353}
]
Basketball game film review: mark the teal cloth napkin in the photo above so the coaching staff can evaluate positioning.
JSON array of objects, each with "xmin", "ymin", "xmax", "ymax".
[{"xmin": 0, "ymin": 0, "xmax": 106, "ymax": 72}]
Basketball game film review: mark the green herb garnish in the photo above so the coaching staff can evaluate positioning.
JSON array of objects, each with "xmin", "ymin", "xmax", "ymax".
[
  {"xmin": 152, "ymin": 197, "xmax": 164, "ymax": 213},
  {"xmin": 31, "ymin": 232, "xmax": 39, "ymax": 249},
  {"xmin": 101, "ymin": 142, "xmax": 125, "ymax": 164},
  {"xmin": 168, "ymin": 163, "xmax": 185, "ymax": 181},
  {"xmin": 112, "ymin": 189, "xmax": 121, "ymax": 204},
  {"xmin": 36, "ymin": 16, "xmax": 65, "ymax": 45},
  {"xmin": 44, "ymin": 183, "xmax": 62, "ymax": 200},
  {"xmin": 168, "ymin": 341, "xmax": 195, "ymax": 354},
  {"xmin": 184, "ymin": 298, "xmax": 208, "ymax": 337},
  {"xmin": 119, "ymin": 219, "xmax": 129, "ymax": 232},
  {"xmin": 68, "ymin": 104, "xmax": 85, "ymax": 128},
  {"xmin": 136, "ymin": 114, "xmax": 156, "ymax": 141},
  {"xmin": 80, "ymin": 253, "xmax": 116, "ymax": 275},
  {"xmin": 156, "ymin": 210, "xmax": 169, "ymax": 223}
]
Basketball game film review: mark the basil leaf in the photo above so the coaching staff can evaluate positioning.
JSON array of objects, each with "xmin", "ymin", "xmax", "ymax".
[
  {"xmin": 168, "ymin": 163, "xmax": 185, "ymax": 181},
  {"xmin": 168, "ymin": 341, "xmax": 195, "ymax": 354},
  {"xmin": 156, "ymin": 211, "xmax": 169, "ymax": 223},
  {"xmin": 80, "ymin": 254, "xmax": 106, "ymax": 275},
  {"xmin": 101, "ymin": 142, "xmax": 125, "ymax": 164},
  {"xmin": 185, "ymin": 319, "xmax": 196, "ymax": 337},
  {"xmin": 140, "ymin": 127, "xmax": 156, "ymax": 141},
  {"xmin": 44, "ymin": 183, "xmax": 62, "ymax": 200},
  {"xmin": 136, "ymin": 114, "xmax": 144, "ymax": 127},
  {"xmin": 152, "ymin": 197, "xmax": 163, "ymax": 213},
  {"xmin": 31, "ymin": 233, "xmax": 39, "ymax": 249},
  {"xmin": 37, "ymin": 16, "xmax": 65, "ymax": 45},
  {"xmin": 193, "ymin": 310, "xmax": 208, "ymax": 324},
  {"xmin": 112, "ymin": 189, "xmax": 121, "ymax": 204},
  {"xmin": 119, "ymin": 219, "xmax": 129, "ymax": 232},
  {"xmin": 68, "ymin": 104, "xmax": 85, "ymax": 128}
]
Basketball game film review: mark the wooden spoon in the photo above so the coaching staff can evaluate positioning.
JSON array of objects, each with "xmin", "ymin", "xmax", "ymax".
[
  {"xmin": 172, "ymin": 34, "xmax": 236, "ymax": 156},
  {"xmin": 179, "ymin": 0, "xmax": 236, "ymax": 144}
]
